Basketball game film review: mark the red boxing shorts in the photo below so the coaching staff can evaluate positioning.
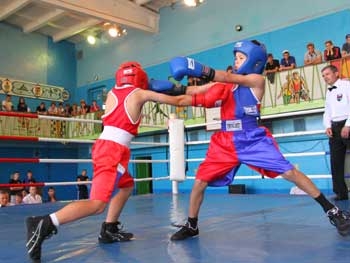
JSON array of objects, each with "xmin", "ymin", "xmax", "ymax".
[
  {"xmin": 196, "ymin": 127, "xmax": 294, "ymax": 186},
  {"xmin": 90, "ymin": 139, "xmax": 134, "ymax": 202}
]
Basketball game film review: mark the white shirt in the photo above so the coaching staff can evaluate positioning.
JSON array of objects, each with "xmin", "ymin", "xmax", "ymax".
[
  {"xmin": 323, "ymin": 78, "xmax": 350, "ymax": 128},
  {"xmin": 23, "ymin": 194, "xmax": 42, "ymax": 204}
]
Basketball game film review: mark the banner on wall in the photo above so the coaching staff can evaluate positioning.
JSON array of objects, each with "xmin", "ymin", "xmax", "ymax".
[{"xmin": 0, "ymin": 77, "xmax": 70, "ymax": 102}]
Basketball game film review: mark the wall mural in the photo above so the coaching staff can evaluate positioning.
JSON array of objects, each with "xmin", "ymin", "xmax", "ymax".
[{"xmin": 0, "ymin": 77, "xmax": 70, "ymax": 102}]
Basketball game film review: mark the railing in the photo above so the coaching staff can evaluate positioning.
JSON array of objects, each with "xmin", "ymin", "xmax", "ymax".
[
  {"xmin": 262, "ymin": 57, "xmax": 350, "ymax": 116},
  {"xmin": 0, "ymin": 111, "xmax": 103, "ymax": 139}
]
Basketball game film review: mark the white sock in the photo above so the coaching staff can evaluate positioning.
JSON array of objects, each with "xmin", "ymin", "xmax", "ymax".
[{"xmin": 49, "ymin": 213, "xmax": 60, "ymax": 227}]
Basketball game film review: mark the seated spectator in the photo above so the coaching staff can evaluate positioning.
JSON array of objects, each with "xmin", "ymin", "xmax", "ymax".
[
  {"xmin": 9, "ymin": 171, "xmax": 24, "ymax": 204},
  {"xmin": 324, "ymin": 40, "xmax": 341, "ymax": 61},
  {"xmin": 264, "ymin": 53, "xmax": 280, "ymax": 84},
  {"xmin": 90, "ymin": 100, "xmax": 101, "ymax": 112},
  {"xmin": 280, "ymin": 50, "xmax": 296, "ymax": 71},
  {"xmin": 15, "ymin": 192, "xmax": 23, "ymax": 205},
  {"xmin": 2, "ymin": 94, "xmax": 13, "ymax": 111},
  {"xmin": 36, "ymin": 102, "xmax": 47, "ymax": 115},
  {"xmin": 76, "ymin": 169, "xmax": 89, "ymax": 200},
  {"xmin": 341, "ymin": 34, "xmax": 350, "ymax": 57},
  {"xmin": 304, "ymin": 42, "xmax": 322, "ymax": 65},
  {"xmin": 23, "ymin": 186, "xmax": 42, "ymax": 204},
  {"xmin": 47, "ymin": 102, "xmax": 58, "ymax": 115},
  {"xmin": 17, "ymin": 97, "xmax": 28, "ymax": 112},
  {"xmin": 0, "ymin": 190, "xmax": 13, "ymax": 207},
  {"xmin": 46, "ymin": 186, "xmax": 58, "ymax": 203},
  {"xmin": 80, "ymin": 99, "xmax": 90, "ymax": 115}
]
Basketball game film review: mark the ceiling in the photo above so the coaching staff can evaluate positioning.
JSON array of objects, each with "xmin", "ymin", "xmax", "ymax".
[{"xmin": 0, "ymin": 0, "xmax": 178, "ymax": 43}]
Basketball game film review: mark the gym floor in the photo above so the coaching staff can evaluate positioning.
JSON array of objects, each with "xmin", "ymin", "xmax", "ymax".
[{"xmin": 1, "ymin": 193, "xmax": 350, "ymax": 263}]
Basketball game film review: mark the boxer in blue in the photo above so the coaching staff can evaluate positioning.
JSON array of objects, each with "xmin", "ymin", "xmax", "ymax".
[{"xmin": 150, "ymin": 40, "xmax": 350, "ymax": 239}]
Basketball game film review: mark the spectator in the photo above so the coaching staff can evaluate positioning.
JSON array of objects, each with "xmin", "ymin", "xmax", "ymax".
[
  {"xmin": 8, "ymin": 171, "xmax": 24, "ymax": 204},
  {"xmin": 324, "ymin": 40, "xmax": 341, "ymax": 61},
  {"xmin": 341, "ymin": 34, "xmax": 350, "ymax": 57},
  {"xmin": 47, "ymin": 102, "xmax": 58, "ymax": 115},
  {"xmin": 24, "ymin": 170, "xmax": 36, "ymax": 185},
  {"xmin": 90, "ymin": 100, "xmax": 101, "ymax": 113},
  {"xmin": 23, "ymin": 186, "xmax": 43, "ymax": 204},
  {"xmin": 57, "ymin": 102, "xmax": 66, "ymax": 116},
  {"xmin": 36, "ymin": 102, "xmax": 47, "ymax": 115},
  {"xmin": 15, "ymin": 192, "xmax": 23, "ymax": 205},
  {"xmin": 226, "ymin": 65, "xmax": 233, "ymax": 73},
  {"xmin": 70, "ymin": 103, "xmax": 80, "ymax": 116},
  {"xmin": 2, "ymin": 94, "xmax": 13, "ymax": 111},
  {"xmin": 64, "ymin": 104, "xmax": 71, "ymax": 117},
  {"xmin": 0, "ymin": 190, "xmax": 13, "ymax": 207},
  {"xmin": 304, "ymin": 42, "xmax": 322, "ymax": 65},
  {"xmin": 280, "ymin": 50, "xmax": 296, "ymax": 71},
  {"xmin": 80, "ymin": 99, "xmax": 90, "ymax": 115},
  {"xmin": 264, "ymin": 53, "xmax": 280, "ymax": 84},
  {"xmin": 77, "ymin": 169, "xmax": 89, "ymax": 200},
  {"xmin": 46, "ymin": 187, "xmax": 57, "ymax": 203},
  {"xmin": 17, "ymin": 97, "xmax": 28, "ymax": 112}
]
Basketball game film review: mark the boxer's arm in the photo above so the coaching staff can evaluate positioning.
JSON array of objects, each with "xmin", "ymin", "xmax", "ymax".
[{"xmin": 192, "ymin": 84, "xmax": 228, "ymax": 108}]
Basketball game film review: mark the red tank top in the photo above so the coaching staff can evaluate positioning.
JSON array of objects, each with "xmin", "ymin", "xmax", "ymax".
[{"xmin": 102, "ymin": 86, "xmax": 141, "ymax": 135}]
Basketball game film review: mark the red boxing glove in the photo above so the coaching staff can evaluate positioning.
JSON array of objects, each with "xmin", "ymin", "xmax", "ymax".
[{"xmin": 192, "ymin": 83, "xmax": 230, "ymax": 108}]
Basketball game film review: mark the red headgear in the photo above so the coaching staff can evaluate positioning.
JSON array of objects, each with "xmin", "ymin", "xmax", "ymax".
[{"xmin": 115, "ymin": 61, "xmax": 148, "ymax": 90}]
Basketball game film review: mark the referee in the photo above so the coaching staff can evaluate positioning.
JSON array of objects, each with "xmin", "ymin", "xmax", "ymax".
[{"xmin": 322, "ymin": 64, "xmax": 350, "ymax": 200}]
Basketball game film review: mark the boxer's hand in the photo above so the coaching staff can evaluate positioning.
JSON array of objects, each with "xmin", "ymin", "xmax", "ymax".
[
  {"xmin": 149, "ymin": 79, "xmax": 187, "ymax": 96},
  {"xmin": 169, "ymin": 57, "xmax": 215, "ymax": 81}
]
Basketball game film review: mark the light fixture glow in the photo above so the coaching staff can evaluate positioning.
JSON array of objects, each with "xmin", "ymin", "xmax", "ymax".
[
  {"xmin": 108, "ymin": 26, "xmax": 118, "ymax": 38},
  {"xmin": 184, "ymin": 0, "xmax": 203, "ymax": 7},
  {"xmin": 87, "ymin": 35, "xmax": 96, "ymax": 45},
  {"xmin": 107, "ymin": 24, "xmax": 127, "ymax": 38}
]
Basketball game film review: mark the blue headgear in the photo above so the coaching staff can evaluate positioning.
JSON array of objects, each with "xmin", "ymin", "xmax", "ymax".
[{"xmin": 233, "ymin": 40, "xmax": 267, "ymax": 74}]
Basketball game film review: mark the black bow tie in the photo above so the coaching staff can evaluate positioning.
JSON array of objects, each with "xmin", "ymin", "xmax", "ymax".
[{"xmin": 328, "ymin": 86, "xmax": 337, "ymax": 91}]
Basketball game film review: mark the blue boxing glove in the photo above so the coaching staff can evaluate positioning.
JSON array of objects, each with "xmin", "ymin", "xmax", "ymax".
[
  {"xmin": 169, "ymin": 56, "xmax": 215, "ymax": 81},
  {"xmin": 149, "ymin": 79, "xmax": 187, "ymax": 96}
]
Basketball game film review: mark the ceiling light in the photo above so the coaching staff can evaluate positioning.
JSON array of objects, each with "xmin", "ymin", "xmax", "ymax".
[
  {"xmin": 107, "ymin": 24, "xmax": 127, "ymax": 38},
  {"xmin": 108, "ymin": 26, "xmax": 118, "ymax": 38},
  {"xmin": 184, "ymin": 0, "xmax": 204, "ymax": 7},
  {"xmin": 87, "ymin": 35, "xmax": 96, "ymax": 45}
]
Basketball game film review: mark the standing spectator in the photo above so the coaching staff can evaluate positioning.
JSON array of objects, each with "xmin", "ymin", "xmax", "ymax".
[
  {"xmin": 24, "ymin": 170, "xmax": 36, "ymax": 185},
  {"xmin": 90, "ymin": 100, "xmax": 101, "ymax": 112},
  {"xmin": 9, "ymin": 171, "xmax": 24, "ymax": 204},
  {"xmin": 279, "ymin": 50, "xmax": 296, "ymax": 71},
  {"xmin": 23, "ymin": 186, "xmax": 43, "ymax": 204},
  {"xmin": 17, "ymin": 97, "xmax": 28, "ymax": 112},
  {"xmin": 80, "ymin": 99, "xmax": 90, "ymax": 115},
  {"xmin": 264, "ymin": 53, "xmax": 280, "ymax": 84},
  {"xmin": 36, "ymin": 102, "xmax": 47, "ymax": 115},
  {"xmin": 46, "ymin": 187, "xmax": 58, "ymax": 203},
  {"xmin": 2, "ymin": 94, "xmax": 13, "ymax": 111},
  {"xmin": 77, "ymin": 169, "xmax": 89, "ymax": 200},
  {"xmin": 47, "ymin": 102, "xmax": 58, "ymax": 115},
  {"xmin": 341, "ymin": 34, "xmax": 350, "ymax": 57},
  {"xmin": 324, "ymin": 40, "xmax": 341, "ymax": 61},
  {"xmin": 322, "ymin": 64, "xmax": 350, "ymax": 201},
  {"xmin": 0, "ymin": 190, "xmax": 13, "ymax": 207},
  {"xmin": 304, "ymin": 42, "xmax": 322, "ymax": 65},
  {"xmin": 226, "ymin": 65, "xmax": 233, "ymax": 73}
]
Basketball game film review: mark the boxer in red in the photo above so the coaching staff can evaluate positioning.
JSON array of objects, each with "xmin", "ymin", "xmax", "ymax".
[{"xmin": 25, "ymin": 61, "xmax": 185, "ymax": 262}]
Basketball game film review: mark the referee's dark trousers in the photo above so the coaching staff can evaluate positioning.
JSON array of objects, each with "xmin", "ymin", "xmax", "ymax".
[{"xmin": 329, "ymin": 120, "xmax": 350, "ymax": 199}]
